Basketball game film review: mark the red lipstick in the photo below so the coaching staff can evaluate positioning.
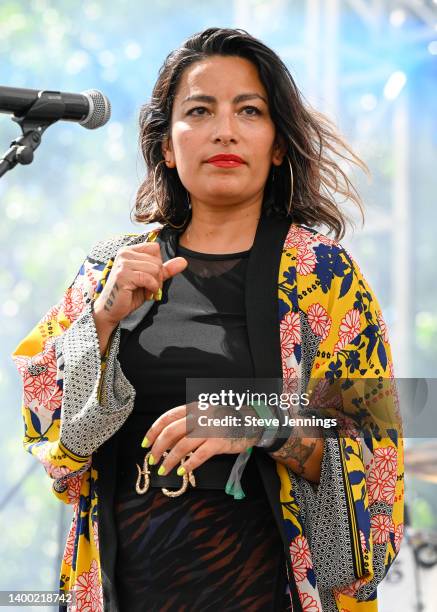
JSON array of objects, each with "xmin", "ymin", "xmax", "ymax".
[{"xmin": 206, "ymin": 153, "xmax": 245, "ymax": 168}]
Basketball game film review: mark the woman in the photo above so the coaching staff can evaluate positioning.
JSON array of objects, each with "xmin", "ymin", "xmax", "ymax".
[{"xmin": 12, "ymin": 28, "xmax": 403, "ymax": 612}]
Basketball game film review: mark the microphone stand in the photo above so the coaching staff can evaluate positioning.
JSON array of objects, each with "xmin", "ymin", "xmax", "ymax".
[{"xmin": 0, "ymin": 91, "xmax": 65, "ymax": 178}]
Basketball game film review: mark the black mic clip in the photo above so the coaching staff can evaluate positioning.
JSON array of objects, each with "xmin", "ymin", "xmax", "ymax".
[{"xmin": 0, "ymin": 91, "xmax": 65, "ymax": 178}]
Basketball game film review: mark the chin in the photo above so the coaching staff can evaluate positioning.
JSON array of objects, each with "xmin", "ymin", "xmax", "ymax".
[
  {"xmin": 204, "ymin": 191, "xmax": 248, "ymax": 205},
  {"xmin": 205, "ymin": 182, "xmax": 249, "ymax": 198}
]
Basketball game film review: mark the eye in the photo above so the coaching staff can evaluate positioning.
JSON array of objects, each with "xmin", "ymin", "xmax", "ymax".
[
  {"xmin": 186, "ymin": 105, "xmax": 262, "ymax": 117},
  {"xmin": 242, "ymin": 106, "xmax": 262, "ymax": 116},
  {"xmin": 186, "ymin": 106, "xmax": 208, "ymax": 116}
]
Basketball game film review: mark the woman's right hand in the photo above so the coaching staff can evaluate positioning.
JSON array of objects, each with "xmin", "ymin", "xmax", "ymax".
[{"xmin": 92, "ymin": 242, "xmax": 188, "ymax": 330}]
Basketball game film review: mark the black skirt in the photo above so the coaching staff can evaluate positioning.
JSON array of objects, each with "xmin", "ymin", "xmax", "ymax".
[{"xmin": 113, "ymin": 458, "xmax": 291, "ymax": 612}]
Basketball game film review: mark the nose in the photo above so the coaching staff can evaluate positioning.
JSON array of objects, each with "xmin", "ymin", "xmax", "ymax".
[{"xmin": 212, "ymin": 109, "xmax": 238, "ymax": 145}]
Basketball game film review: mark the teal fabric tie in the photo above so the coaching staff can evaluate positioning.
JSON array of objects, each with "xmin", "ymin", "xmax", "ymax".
[
  {"xmin": 224, "ymin": 446, "xmax": 253, "ymax": 500},
  {"xmin": 225, "ymin": 400, "xmax": 277, "ymax": 500}
]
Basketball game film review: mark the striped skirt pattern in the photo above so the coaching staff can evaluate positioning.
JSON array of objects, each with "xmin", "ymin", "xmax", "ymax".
[{"xmin": 113, "ymin": 463, "xmax": 291, "ymax": 611}]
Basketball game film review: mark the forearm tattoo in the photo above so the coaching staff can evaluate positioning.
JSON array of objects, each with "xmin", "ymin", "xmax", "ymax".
[
  {"xmin": 267, "ymin": 405, "xmax": 324, "ymax": 480},
  {"xmin": 269, "ymin": 435, "xmax": 318, "ymax": 477}
]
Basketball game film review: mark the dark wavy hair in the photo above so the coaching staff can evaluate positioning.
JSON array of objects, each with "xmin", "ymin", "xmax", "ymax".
[{"xmin": 132, "ymin": 27, "xmax": 368, "ymax": 240}]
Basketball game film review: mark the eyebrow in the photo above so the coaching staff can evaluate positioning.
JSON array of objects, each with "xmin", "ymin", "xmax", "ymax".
[{"xmin": 182, "ymin": 93, "xmax": 268, "ymax": 105}]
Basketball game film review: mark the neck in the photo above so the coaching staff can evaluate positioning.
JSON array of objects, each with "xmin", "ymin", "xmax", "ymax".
[{"xmin": 179, "ymin": 198, "xmax": 262, "ymax": 254}]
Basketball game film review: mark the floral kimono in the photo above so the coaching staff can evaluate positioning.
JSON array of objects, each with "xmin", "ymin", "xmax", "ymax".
[{"xmin": 12, "ymin": 214, "xmax": 404, "ymax": 611}]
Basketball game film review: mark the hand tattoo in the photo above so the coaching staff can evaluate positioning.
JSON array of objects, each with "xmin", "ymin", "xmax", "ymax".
[{"xmin": 104, "ymin": 282, "xmax": 119, "ymax": 313}]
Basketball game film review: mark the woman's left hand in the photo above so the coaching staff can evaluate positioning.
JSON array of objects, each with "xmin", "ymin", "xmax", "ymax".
[{"xmin": 140, "ymin": 403, "xmax": 261, "ymax": 476}]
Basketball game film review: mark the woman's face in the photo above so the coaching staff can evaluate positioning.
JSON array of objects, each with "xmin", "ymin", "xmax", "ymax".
[{"xmin": 162, "ymin": 55, "xmax": 286, "ymax": 208}]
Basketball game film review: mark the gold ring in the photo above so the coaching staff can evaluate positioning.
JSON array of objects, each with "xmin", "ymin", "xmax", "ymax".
[{"xmin": 135, "ymin": 451, "xmax": 196, "ymax": 497}]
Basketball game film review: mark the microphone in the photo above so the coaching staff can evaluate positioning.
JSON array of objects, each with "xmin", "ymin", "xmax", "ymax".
[{"xmin": 0, "ymin": 86, "xmax": 111, "ymax": 129}]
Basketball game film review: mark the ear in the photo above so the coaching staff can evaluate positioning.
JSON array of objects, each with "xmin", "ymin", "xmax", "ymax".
[
  {"xmin": 161, "ymin": 134, "xmax": 175, "ymax": 168},
  {"xmin": 272, "ymin": 133, "xmax": 287, "ymax": 166}
]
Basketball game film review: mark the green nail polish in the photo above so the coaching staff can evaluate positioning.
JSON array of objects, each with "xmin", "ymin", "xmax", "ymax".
[
  {"xmin": 155, "ymin": 288, "xmax": 163, "ymax": 301},
  {"xmin": 148, "ymin": 454, "xmax": 155, "ymax": 465},
  {"xmin": 158, "ymin": 465, "xmax": 166, "ymax": 476},
  {"xmin": 177, "ymin": 466, "xmax": 185, "ymax": 476},
  {"xmin": 141, "ymin": 436, "xmax": 150, "ymax": 448}
]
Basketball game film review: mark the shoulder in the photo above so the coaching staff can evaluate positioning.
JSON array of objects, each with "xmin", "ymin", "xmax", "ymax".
[
  {"xmin": 87, "ymin": 222, "xmax": 163, "ymax": 264},
  {"xmin": 284, "ymin": 223, "xmax": 388, "ymax": 342},
  {"xmin": 283, "ymin": 222, "xmax": 364, "ymax": 288},
  {"xmin": 285, "ymin": 222, "xmax": 346, "ymax": 256},
  {"xmin": 281, "ymin": 222, "xmax": 376, "ymax": 327}
]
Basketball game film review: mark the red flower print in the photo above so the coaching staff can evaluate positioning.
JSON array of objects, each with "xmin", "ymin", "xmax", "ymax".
[
  {"xmin": 284, "ymin": 225, "xmax": 314, "ymax": 249},
  {"xmin": 338, "ymin": 308, "xmax": 361, "ymax": 342},
  {"xmin": 307, "ymin": 303, "xmax": 332, "ymax": 341},
  {"xmin": 291, "ymin": 554, "xmax": 308, "ymax": 582},
  {"xmin": 333, "ymin": 335, "xmax": 348, "ymax": 355},
  {"xmin": 299, "ymin": 591, "xmax": 320, "ymax": 612},
  {"xmin": 20, "ymin": 345, "xmax": 63, "ymax": 414},
  {"xmin": 315, "ymin": 233, "xmax": 336, "ymax": 246},
  {"xmin": 371, "ymin": 514, "xmax": 394, "ymax": 544},
  {"xmin": 40, "ymin": 303, "xmax": 61, "ymax": 324},
  {"xmin": 280, "ymin": 312, "xmax": 301, "ymax": 357},
  {"xmin": 367, "ymin": 465, "xmax": 396, "ymax": 505},
  {"xmin": 89, "ymin": 558, "xmax": 102, "ymax": 597},
  {"xmin": 389, "ymin": 360, "xmax": 396, "ymax": 380},
  {"xmin": 296, "ymin": 247, "xmax": 317, "ymax": 276},
  {"xmin": 73, "ymin": 559, "xmax": 102, "ymax": 611},
  {"xmin": 11, "ymin": 354, "xmax": 28, "ymax": 374},
  {"xmin": 289, "ymin": 535, "xmax": 312, "ymax": 568},
  {"xmin": 67, "ymin": 475, "xmax": 83, "ymax": 505},
  {"xmin": 335, "ymin": 576, "xmax": 369, "ymax": 598},
  {"xmin": 32, "ymin": 444, "xmax": 80, "ymax": 480},
  {"xmin": 377, "ymin": 310, "xmax": 389, "ymax": 342},
  {"xmin": 47, "ymin": 464, "xmax": 71, "ymax": 480},
  {"xmin": 334, "ymin": 414, "xmax": 360, "ymax": 438},
  {"xmin": 374, "ymin": 446, "xmax": 397, "ymax": 474},
  {"xmin": 85, "ymin": 268, "xmax": 98, "ymax": 292},
  {"xmin": 282, "ymin": 351, "xmax": 297, "ymax": 374},
  {"xmin": 359, "ymin": 529, "xmax": 367, "ymax": 554},
  {"xmin": 92, "ymin": 519, "xmax": 100, "ymax": 552},
  {"xmin": 63, "ymin": 286, "xmax": 84, "ymax": 322},
  {"xmin": 282, "ymin": 372, "xmax": 299, "ymax": 395},
  {"xmin": 283, "ymin": 226, "xmax": 300, "ymax": 249},
  {"xmin": 394, "ymin": 523, "xmax": 404, "ymax": 553},
  {"xmin": 46, "ymin": 386, "xmax": 63, "ymax": 413},
  {"xmin": 280, "ymin": 333, "xmax": 296, "ymax": 359},
  {"xmin": 63, "ymin": 514, "xmax": 77, "ymax": 566},
  {"xmin": 333, "ymin": 308, "xmax": 361, "ymax": 353},
  {"xmin": 307, "ymin": 379, "xmax": 342, "ymax": 412},
  {"xmin": 24, "ymin": 366, "xmax": 56, "ymax": 406}
]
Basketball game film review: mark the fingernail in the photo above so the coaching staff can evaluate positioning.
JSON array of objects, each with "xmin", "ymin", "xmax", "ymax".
[
  {"xmin": 145, "ymin": 292, "xmax": 154, "ymax": 301},
  {"xmin": 141, "ymin": 436, "xmax": 150, "ymax": 448},
  {"xmin": 154, "ymin": 288, "xmax": 163, "ymax": 301},
  {"xmin": 158, "ymin": 465, "xmax": 166, "ymax": 476},
  {"xmin": 177, "ymin": 466, "xmax": 185, "ymax": 476},
  {"xmin": 148, "ymin": 454, "xmax": 155, "ymax": 465}
]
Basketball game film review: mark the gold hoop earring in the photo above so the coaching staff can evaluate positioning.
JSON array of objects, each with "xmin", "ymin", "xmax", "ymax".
[
  {"xmin": 153, "ymin": 159, "xmax": 190, "ymax": 229},
  {"xmin": 285, "ymin": 154, "xmax": 294, "ymax": 216}
]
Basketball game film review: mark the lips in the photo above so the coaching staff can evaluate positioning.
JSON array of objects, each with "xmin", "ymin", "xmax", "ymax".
[
  {"xmin": 206, "ymin": 154, "xmax": 245, "ymax": 168},
  {"xmin": 206, "ymin": 154, "xmax": 245, "ymax": 164}
]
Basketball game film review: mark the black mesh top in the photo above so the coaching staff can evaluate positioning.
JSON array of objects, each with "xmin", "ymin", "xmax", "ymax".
[{"xmin": 116, "ymin": 239, "xmax": 262, "ymax": 492}]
